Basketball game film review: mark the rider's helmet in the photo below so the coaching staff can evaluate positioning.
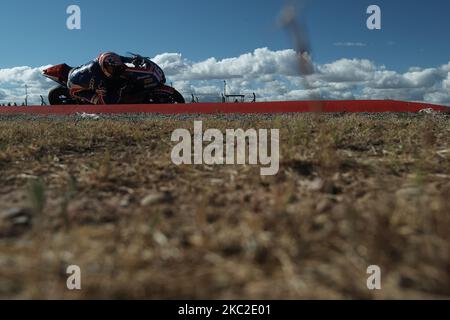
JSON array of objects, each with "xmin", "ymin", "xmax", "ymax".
[{"xmin": 98, "ymin": 52, "xmax": 125, "ymax": 78}]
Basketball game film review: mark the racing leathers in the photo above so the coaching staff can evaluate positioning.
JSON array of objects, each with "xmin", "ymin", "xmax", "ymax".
[{"xmin": 67, "ymin": 56, "xmax": 166, "ymax": 104}]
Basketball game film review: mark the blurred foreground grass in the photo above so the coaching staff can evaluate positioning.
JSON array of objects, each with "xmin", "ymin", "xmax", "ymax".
[{"xmin": 0, "ymin": 113, "xmax": 449, "ymax": 299}]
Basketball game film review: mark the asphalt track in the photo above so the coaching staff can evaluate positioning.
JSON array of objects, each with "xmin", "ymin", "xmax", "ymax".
[{"xmin": 0, "ymin": 100, "xmax": 448, "ymax": 116}]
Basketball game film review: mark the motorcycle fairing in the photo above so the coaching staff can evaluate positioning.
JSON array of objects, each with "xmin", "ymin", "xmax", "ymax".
[{"xmin": 42, "ymin": 64, "xmax": 73, "ymax": 85}]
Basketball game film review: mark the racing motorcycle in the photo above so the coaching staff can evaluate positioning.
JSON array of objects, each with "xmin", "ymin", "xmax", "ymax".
[{"xmin": 42, "ymin": 53, "xmax": 185, "ymax": 105}]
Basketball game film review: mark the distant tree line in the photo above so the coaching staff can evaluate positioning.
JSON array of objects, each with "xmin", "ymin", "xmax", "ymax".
[
  {"xmin": 0, "ymin": 96, "xmax": 47, "ymax": 106},
  {"xmin": 0, "ymin": 102, "xmax": 22, "ymax": 107}
]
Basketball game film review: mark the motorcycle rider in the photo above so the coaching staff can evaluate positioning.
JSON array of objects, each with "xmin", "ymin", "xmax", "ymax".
[{"xmin": 67, "ymin": 52, "xmax": 166, "ymax": 104}]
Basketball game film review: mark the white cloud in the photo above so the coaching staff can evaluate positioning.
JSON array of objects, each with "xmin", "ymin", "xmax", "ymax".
[
  {"xmin": 152, "ymin": 53, "xmax": 190, "ymax": 76},
  {"xmin": 0, "ymin": 48, "xmax": 449, "ymax": 106},
  {"xmin": 333, "ymin": 42, "xmax": 367, "ymax": 47},
  {"xmin": 0, "ymin": 65, "xmax": 54, "ymax": 104},
  {"xmin": 0, "ymin": 65, "xmax": 53, "ymax": 87},
  {"xmin": 155, "ymin": 47, "xmax": 301, "ymax": 80},
  {"xmin": 317, "ymin": 58, "xmax": 376, "ymax": 83},
  {"xmin": 443, "ymin": 74, "xmax": 450, "ymax": 89}
]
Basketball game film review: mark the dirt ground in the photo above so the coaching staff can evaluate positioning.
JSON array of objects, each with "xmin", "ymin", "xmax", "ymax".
[{"xmin": 0, "ymin": 113, "xmax": 449, "ymax": 299}]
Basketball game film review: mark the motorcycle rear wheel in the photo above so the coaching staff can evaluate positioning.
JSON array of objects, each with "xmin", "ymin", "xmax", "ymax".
[{"xmin": 148, "ymin": 87, "xmax": 185, "ymax": 104}]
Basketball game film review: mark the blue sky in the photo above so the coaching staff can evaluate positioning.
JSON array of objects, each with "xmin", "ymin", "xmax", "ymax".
[
  {"xmin": 0, "ymin": 0, "xmax": 449, "ymax": 70},
  {"xmin": 0, "ymin": 0, "xmax": 449, "ymax": 105}
]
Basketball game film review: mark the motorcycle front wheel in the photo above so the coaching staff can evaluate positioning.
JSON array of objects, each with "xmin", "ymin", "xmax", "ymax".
[{"xmin": 48, "ymin": 86, "xmax": 78, "ymax": 105}]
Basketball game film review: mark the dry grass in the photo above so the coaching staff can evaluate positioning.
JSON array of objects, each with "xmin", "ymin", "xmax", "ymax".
[{"xmin": 0, "ymin": 113, "xmax": 449, "ymax": 299}]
